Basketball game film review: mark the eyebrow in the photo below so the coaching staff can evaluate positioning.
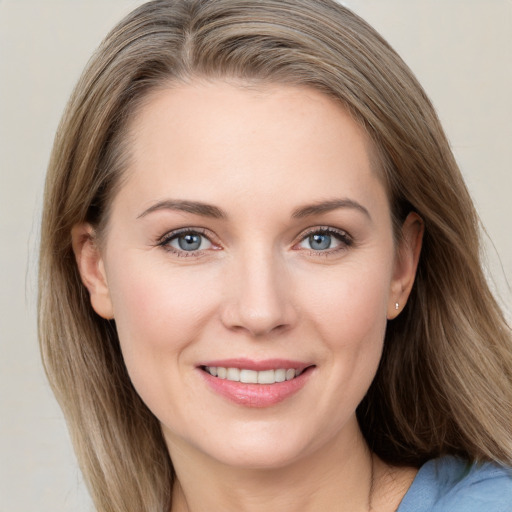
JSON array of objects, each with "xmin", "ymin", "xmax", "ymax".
[
  {"xmin": 137, "ymin": 199, "xmax": 227, "ymax": 219},
  {"xmin": 137, "ymin": 198, "xmax": 371, "ymax": 221},
  {"xmin": 292, "ymin": 199, "xmax": 371, "ymax": 220}
]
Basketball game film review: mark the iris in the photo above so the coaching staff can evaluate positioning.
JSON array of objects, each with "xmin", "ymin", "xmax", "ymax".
[
  {"xmin": 309, "ymin": 233, "xmax": 332, "ymax": 250},
  {"xmin": 178, "ymin": 233, "xmax": 202, "ymax": 251}
]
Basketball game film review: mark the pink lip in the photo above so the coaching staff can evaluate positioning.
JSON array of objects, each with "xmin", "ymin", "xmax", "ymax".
[
  {"xmin": 197, "ymin": 359, "xmax": 315, "ymax": 408},
  {"xmin": 199, "ymin": 358, "xmax": 310, "ymax": 372}
]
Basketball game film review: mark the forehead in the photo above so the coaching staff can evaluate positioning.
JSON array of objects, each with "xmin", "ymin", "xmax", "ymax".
[{"xmin": 116, "ymin": 80, "xmax": 388, "ymax": 218}]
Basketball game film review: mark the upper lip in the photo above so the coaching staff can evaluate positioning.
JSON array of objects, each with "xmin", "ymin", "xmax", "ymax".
[{"xmin": 198, "ymin": 358, "xmax": 313, "ymax": 372}]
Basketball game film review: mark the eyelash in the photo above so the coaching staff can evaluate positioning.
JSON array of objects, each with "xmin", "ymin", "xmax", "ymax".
[
  {"xmin": 157, "ymin": 227, "xmax": 218, "ymax": 258},
  {"xmin": 297, "ymin": 226, "xmax": 353, "ymax": 257},
  {"xmin": 156, "ymin": 226, "xmax": 353, "ymax": 257}
]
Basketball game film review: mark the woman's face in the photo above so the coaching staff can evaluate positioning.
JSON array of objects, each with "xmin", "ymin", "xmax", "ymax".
[{"xmin": 76, "ymin": 81, "xmax": 420, "ymax": 469}]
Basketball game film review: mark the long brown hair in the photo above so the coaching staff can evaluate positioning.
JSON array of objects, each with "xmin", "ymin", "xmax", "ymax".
[{"xmin": 39, "ymin": 1, "xmax": 512, "ymax": 510}]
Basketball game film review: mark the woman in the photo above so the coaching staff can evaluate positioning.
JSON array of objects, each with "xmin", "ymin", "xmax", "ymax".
[{"xmin": 38, "ymin": 0, "xmax": 512, "ymax": 511}]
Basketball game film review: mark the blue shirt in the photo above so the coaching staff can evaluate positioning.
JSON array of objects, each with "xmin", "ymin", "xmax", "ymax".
[{"xmin": 398, "ymin": 456, "xmax": 512, "ymax": 511}]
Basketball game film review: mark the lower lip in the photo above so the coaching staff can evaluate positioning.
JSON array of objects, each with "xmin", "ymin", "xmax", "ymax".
[{"xmin": 199, "ymin": 367, "xmax": 313, "ymax": 408}]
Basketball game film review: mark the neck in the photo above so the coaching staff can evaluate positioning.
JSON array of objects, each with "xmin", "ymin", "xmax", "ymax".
[{"xmin": 168, "ymin": 420, "xmax": 379, "ymax": 512}]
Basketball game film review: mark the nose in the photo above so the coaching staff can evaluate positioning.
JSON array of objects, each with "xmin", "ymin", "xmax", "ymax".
[{"xmin": 220, "ymin": 248, "xmax": 298, "ymax": 338}]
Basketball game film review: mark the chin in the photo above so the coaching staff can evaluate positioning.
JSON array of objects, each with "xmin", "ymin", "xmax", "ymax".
[
  {"xmin": 211, "ymin": 443, "xmax": 308, "ymax": 471},
  {"xmin": 191, "ymin": 421, "xmax": 330, "ymax": 471}
]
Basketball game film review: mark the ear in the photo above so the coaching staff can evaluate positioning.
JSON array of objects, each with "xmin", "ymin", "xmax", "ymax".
[
  {"xmin": 71, "ymin": 223, "xmax": 114, "ymax": 319},
  {"xmin": 387, "ymin": 212, "xmax": 424, "ymax": 319}
]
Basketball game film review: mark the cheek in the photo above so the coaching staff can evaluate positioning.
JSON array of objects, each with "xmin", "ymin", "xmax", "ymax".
[
  {"xmin": 301, "ymin": 257, "xmax": 392, "ymax": 344},
  {"xmin": 105, "ymin": 253, "xmax": 221, "ymax": 387},
  {"xmin": 297, "ymin": 255, "xmax": 393, "ymax": 408},
  {"xmin": 110, "ymin": 254, "xmax": 215, "ymax": 329}
]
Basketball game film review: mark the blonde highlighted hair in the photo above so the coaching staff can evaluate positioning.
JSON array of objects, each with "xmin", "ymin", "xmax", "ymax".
[{"xmin": 39, "ymin": 0, "xmax": 512, "ymax": 510}]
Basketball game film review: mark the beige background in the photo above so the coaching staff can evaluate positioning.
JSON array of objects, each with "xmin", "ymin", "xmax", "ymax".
[{"xmin": 0, "ymin": 1, "xmax": 510, "ymax": 510}]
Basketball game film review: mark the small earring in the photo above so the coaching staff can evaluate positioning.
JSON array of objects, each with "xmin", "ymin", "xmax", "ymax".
[{"xmin": 395, "ymin": 302, "xmax": 399, "ymax": 310}]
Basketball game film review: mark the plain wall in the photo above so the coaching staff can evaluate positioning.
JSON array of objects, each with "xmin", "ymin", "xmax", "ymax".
[{"xmin": 0, "ymin": 1, "xmax": 510, "ymax": 510}]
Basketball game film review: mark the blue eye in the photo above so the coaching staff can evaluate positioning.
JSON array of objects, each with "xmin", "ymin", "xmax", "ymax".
[
  {"xmin": 308, "ymin": 233, "xmax": 332, "ymax": 250},
  {"xmin": 298, "ymin": 228, "xmax": 351, "ymax": 252},
  {"xmin": 165, "ymin": 231, "xmax": 213, "ymax": 252},
  {"xmin": 177, "ymin": 233, "xmax": 202, "ymax": 251}
]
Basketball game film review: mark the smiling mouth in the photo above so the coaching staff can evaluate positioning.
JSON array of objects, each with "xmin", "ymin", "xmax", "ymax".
[{"xmin": 201, "ymin": 366, "xmax": 309, "ymax": 384}]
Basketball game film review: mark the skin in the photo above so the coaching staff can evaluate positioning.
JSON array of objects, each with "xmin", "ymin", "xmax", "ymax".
[{"xmin": 73, "ymin": 81, "xmax": 423, "ymax": 512}]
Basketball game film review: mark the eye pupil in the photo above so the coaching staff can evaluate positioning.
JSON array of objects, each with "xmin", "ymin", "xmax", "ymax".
[
  {"xmin": 310, "ymin": 233, "xmax": 331, "ymax": 250},
  {"xmin": 178, "ymin": 234, "xmax": 202, "ymax": 251}
]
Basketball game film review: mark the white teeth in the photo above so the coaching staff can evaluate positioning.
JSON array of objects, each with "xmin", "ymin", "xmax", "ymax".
[
  {"xmin": 286, "ymin": 369, "xmax": 296, "ymax": 381},
  {"xmin": 274, "ymin": 369, "xmax": 286, "ymax": 382},
  {"xmin": 226, "ymin": 367, "xmax": 240, "ymax": 381},
  {"xmin": 257, "ymin": 370, "xmax": 275, "ymax": 384},
  {"xmin": 240, "ymin": 369, "xmax": 258, "ymax": 383},
  {"xmin": 204, "ymin": 366, "xmax": 303, "ymax": 384}
]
